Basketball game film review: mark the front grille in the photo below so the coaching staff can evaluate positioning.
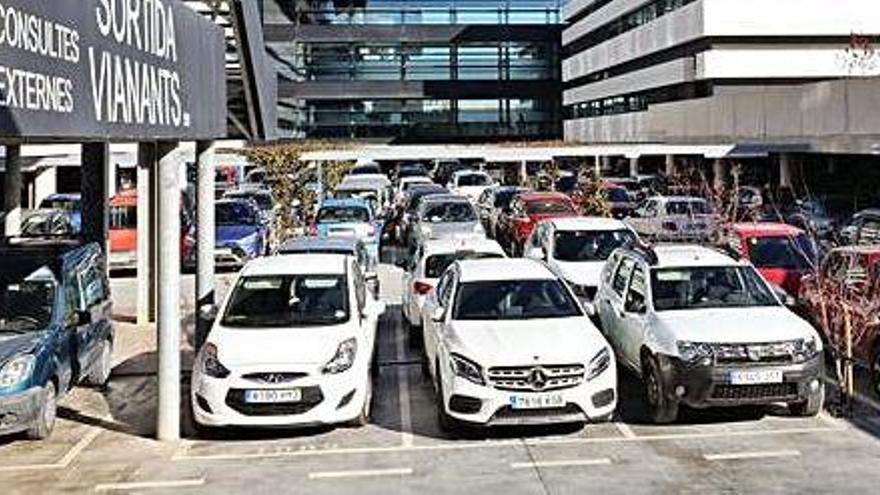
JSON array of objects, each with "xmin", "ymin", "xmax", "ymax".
[
  {"xmin": 711, "ymin": 383, "xmax": 798, "ymax": 401},
  {"xmin": 491, "ymin": 404, "xmax": 585, "ymax": 422},
  {"xmin": 712, "ymin": 342, "xmax": 796, "ymax": 366},
  {"xmin": 487, "ymin": 364, "xmax": 585, "ymax": 392},
  {"xmin": 241, "ymin": 372, "xmax": 308, "ymax": 384},
  {"xmin": 225, "ymin": 387, "xmax": 323, "ymax": 416}
]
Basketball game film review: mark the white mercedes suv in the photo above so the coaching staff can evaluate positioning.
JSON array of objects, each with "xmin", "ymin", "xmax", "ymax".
[
  {"xmin": 421, "ymin": 258, "xmax": 617, "ymax": 431},
  {"xmin": 595, "ymin": 244, "xmax": 824, "ymax": 424},
  {"xmin": 191, "ymin": 254, "xmax": 385, "ymax": 430}
]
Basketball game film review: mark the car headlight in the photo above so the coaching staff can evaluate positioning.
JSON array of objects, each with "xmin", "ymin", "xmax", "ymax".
[
  {"xmin": 791, "ymin": 337, "xmax": 820, "ymax": 363},
  {"xmin": 677, "ymin": 341, "xmax": 714, "ymax": 365},
  {"xmin": 0, "ymin": 355, "xmax": 35, "ymax": 388},
  {"xmin": 473, "ymin": 223, "xmax": 484, "ymax": 235},
  {"xmin": 586, "ymin": 347, "xmax": 611, "ymax": 381},
  {"xmin": 200, "ymin": 343, "xmax": 230, "ymax": 379},
  {"xmin": 323, "ymin": 338, "xmax": 357, "ymax": 374},
  {"xmin": 449, "ymin": 353, "xmax": 485, "ymax": 385}
]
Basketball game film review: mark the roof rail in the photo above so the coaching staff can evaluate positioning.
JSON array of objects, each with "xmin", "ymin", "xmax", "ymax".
[{"xmin": 631, "ymin": 240, "xmax": 659, "ymax": 266}]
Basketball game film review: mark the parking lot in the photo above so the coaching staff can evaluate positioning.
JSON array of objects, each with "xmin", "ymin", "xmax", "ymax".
[{"xmin": 0, "ymin": 263, "xmax": 878, "ymax": 494}]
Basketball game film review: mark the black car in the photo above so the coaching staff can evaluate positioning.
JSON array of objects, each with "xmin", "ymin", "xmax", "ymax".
[
  {"xmin": 397, "ymin": 163, "xmax": 429, "ymax": 181},
  {"xmin": 0, "ymin": 241, "xmax": 113, "ymax": 439},
  {"xmin": 840, "ymin": 208, "xmax": 880, "ymax": 246}
]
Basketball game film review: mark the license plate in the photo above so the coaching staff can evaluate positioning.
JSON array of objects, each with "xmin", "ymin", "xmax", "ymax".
[
  {"xmin": 244, "ymin": 389, "xmax": 302, "ymax": 404},
  {"xmin": 329, "ymin": 229, "xmax": 355, "ymax": 237},
  {"xmin": 729, "ymin": 369, "xmax": 784, "ymax": 385},
  {"xmin": 509, "ymin": 394, "xmax": 565, "ymax": 410}
]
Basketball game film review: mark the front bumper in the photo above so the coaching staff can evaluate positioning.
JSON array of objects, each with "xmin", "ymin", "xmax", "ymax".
[
  {"xmin": 657, "ymin": 354, "xmax": 823, "ymax": 408},
  {"xmin": 441, "ymin": 365, "xmax": 617, "ymax": 427},
  {"xmin": 0, "ymin": 387, "xmax": 43, "ymax": 436},
  {"xmin": 191, "ymin": 364, "xmax": 369, "ymax": 428},
  {"xmin": 214, "ymin": 247, "xmax": 253, "ymax": 268},
  {"xmin": 109, "ymin": 251, "xmax": 137, "ymax": 271}
]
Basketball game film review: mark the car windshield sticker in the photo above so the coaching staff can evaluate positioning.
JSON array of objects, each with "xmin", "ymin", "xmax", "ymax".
[
  {"xmin": 243, "ymin": 278, "xmax": 283, "ymax": 290},
  {"xmin": 304, "ymin": 278, "xmax": 340, "ymax": 289},
  {"xmin": 656, "ymin": 270, "xmax": 691, "ymax": 282}
]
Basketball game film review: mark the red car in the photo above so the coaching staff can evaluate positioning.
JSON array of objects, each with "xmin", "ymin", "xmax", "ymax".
[
  {"xmin": 717, "ymin": 223, "xmax": 819, "ymax": 296},
  {"xmin": 109, "ymin": 189, "xmax": 195, "ymax": 271},
  {"xmin": 496, "ymin": 192, "xmax": 578, "ymax": 256}
]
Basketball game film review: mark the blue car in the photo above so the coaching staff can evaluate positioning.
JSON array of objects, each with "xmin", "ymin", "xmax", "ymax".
[
  {"xmin": 0, "ymin": 241, "xmax": 113, "ymax": 440},
  {"xmin": 215, "ymin": 199, "xmax": 267, "ymax": 268},
  {"xmin": 38, "ymin": 193, "xmax": 81, "ymax": 234},
  {"xmin": 312, "ymin": 198, "xmax": 381, "ymax": 263}
]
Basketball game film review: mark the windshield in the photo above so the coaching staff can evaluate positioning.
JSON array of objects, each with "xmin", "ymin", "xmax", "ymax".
[
  {"xmin": 217, "ymin": 203, "xmax": 258, "ymax": 225},
  {"xmin": 425, "ymin": 252, "xmax": 503, "ymax": 278},
  {"xmin": 457, "ymin": 174, "xmax": 490, "ymax": 187},
  {"xmin": 110, "ymin": 205, "xmax": 137, "ymax": 229},
  {"xmin": 526, "ymin": 200, "xmax": 575, "ymax": 215},
  {"xmin": 0, "ymin": 266, "xmax": 56, "ymax": 333},
  {"xmin": 554, "ymin": 230, "xmax": 637, "ymax": 262},
  {"xmin": 399, "ymin": 166, "xmax": 427, "ymax": 178},
  {"xmin": 421, "ymin": 202, "xmax": 477, "ymax": 223},
  {"xmin": 453, "ymin": 279, "xmax": 582, "ymax": 320},
  {"xmin": 317, "ymin": 206, "xmax": 370, "ymax": 224},
  {"xmin": 748, "ymin": 235, "xmax": 817, "ymax": 270},
  {"xmin": 666, "ymin": 200, "xmax": 712, "ymax": 215},
  {"xmin": 39, "ymin": 198, "xmax": 79, "ymax": 212},
  {"xmin": 351, "ymin": 166, "xmax": 381, "ymax": 175},
  {"xmin": 651, "ymin": 266, "xmax": 778, "ymax": 311},
  {"xmin": 222, "ymin": 275, "xmax": 349, "ymax": 327}
]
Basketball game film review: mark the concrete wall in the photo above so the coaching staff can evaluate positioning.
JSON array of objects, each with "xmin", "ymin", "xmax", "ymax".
[{"xmin": 564, "ymin": 78, "xmax": 880, "ymax": 153}]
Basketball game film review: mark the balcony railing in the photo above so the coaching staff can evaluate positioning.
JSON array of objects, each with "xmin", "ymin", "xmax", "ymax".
[{"xmin": 296, "ymin": 8, "xmax": 561, "ymax": 26}]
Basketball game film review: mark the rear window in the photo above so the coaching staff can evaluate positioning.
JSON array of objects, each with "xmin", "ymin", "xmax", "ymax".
[
  {"xmin": 526, "ymin": 200, "xmax": 575, "ymax": 215},
  {"xmin": 425, "ymin": 252, "xmax": 503, "ymax": 278},
  {"xmin": 666, "ymin": 201, "xmax": 712, "ymax": 215},
  {"xmin": 421, "ymin": 202, "xmax": 477, "ymax": 223},
  {"xmin": 458, "ymin": 174, "xmax": 490, "ymax": 187},
  {"xmin": 606, "ymin": 188, "xmax": 630, "ymax": 202},
  {"xmin": 748, "ymin": 235, "xmax": 817, "ymax": 270},
  {"xmin": 317, "ymin": 206, "xmax": 370, "ymax": 223}
]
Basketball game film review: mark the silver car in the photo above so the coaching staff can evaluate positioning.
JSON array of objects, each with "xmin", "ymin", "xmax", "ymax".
[
  {"xmin": 409, "ymin": 194, "xmax": 485, "ymax": 250},
  {"xmin": 625, "ymin": 196, "xmax": 717, "ymax": 242}
]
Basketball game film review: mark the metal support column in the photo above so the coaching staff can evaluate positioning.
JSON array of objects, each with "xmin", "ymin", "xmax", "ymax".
[
  {"xmin": 137, "ymin": 143, "xmax": 156, "ymax": 328},
  {"xmin": 156, "ymin": 141, "xmax": 181, "ymax": 441},
  {"xmin": 2, "ymin": 143, "xmax": 22, "ymax": 237},
  {"xmin": 519, "ymin": 160, "xmax": 527, "ymax": 186},
  {"xmin": 629, "ymin": 157, "xmax": 639, "ymax": 178},
  {"xmin": 665, "ymin": 155, "xmax": 676, "ymax": 176},
  {"xmin": 713, "ymin": 159, "xmax": 728, "ymax": 190},
  {"xmin": 779, "ymin": 154, "xmax": 794, "ymax": 189},
  {"xmin": 195, "ymin": 140, "xmax": 216, "ymax": 352},
  {"xmin": 81, "ymin": 143, "xmax": 110, "ymax": 253}
]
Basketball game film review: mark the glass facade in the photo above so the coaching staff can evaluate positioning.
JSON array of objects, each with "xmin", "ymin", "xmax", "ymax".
[{"xmin": 263, "ymin": 0, "xmax": 562, "ymax": 141}]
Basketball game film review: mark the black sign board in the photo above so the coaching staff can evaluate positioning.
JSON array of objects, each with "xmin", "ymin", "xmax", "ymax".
[{"xmin": 0, "ymin": 0, "xmax": 226, "ymax": 141}]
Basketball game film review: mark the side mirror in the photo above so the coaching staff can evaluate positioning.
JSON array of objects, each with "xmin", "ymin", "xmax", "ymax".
[
  {"xmin": 365, "ymin": 272, "xmax": 379, "ymax": 283},
  {"xmin": 770, "ymin": 285, "xmax": 797, "ymax": 308},
  {"xmin": 431, "ymin": 306, "xmax": 445, "ymax": 323},
  {"xmin": 199, "ymin": 304, "xmax": 219, "ymax": 324},
  {"xmin": 526, "ymin": 247, "xmax": 545, "ymax": 261},
  {"xmin": 582, "ymin": 301, "xmax": 597, "ymax": 318}
]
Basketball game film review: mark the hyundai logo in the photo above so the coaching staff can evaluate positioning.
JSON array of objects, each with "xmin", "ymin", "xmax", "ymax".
[
  {"xmin": 263, "ymin": 373, "xmax": 287, "ymax": 384},
  {"xmin": 747, "ymin": 346, "xmax": 763, "ymax": 362},
  {"xmin": 528, "ymin": 367, "xmax": 548, "ymax": 390}
]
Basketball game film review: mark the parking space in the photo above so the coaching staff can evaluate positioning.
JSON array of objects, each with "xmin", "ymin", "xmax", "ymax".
[{"xmin": 1, "ymin": 262, "xmax": 880, "ymax": 493}]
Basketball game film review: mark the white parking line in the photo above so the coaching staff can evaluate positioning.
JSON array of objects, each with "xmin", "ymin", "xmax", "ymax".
[
  {"xmin": 511, "ymin": 458, "xmax": 612, "ymax": 469},
  {"xmin": 173, "ymin": 424, "xmax": 841, "ymax": 462},
  {"xmin": 703, "ymin": 450, "xmax": 801, "ymax": 462},
  {"xmin": 94, "ymin": 478, "xmax": 206, "ymax": 492},
  {"xmin": 0, "ymin": 427, "xmax": 101, "ymax": 473},
  {"xmin": 614, "ymin": 421, "xmax": 637, "ymax": 439},
  {"xmin": 308, "ymin": 468, "xmax": 413, "ymax": 480},
  {"xmin": 395, "ymin": 310, "xmax": 415, "ymax": 448}
]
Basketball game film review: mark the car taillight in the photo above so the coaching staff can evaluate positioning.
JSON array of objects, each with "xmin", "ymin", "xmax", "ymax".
[
  {"xmin": 414, "ymin": 281, "xmax": 433, "ymax": 295},
  {"xmin": 309, "ymin": 224, "xmax": 317, "ymax": 236},
  {"xmin": 662, "ymin": 221, "xmax": 678, "ymax": 231}
]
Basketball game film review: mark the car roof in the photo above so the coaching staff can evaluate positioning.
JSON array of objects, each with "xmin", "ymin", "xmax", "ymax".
[
  {"xmin": 320, "ymin": 198, "xmax": 370, "ymax": 208},
  {"xmin": 453, "ymin": 169, "xmax": 487, "ymax": 177},
  {"xmin": 278, "ymin": 236, "xmax": 360, "ymax": 253},
  {"xmin": 732, "ymin": 222, "xmax": 805, "ymax": 237},
  {"xmin": 457, "ymin": 258, "xmax": 555, "ymax": 282},
  {"xmin": 422, "ymin": 237, "xmax": 505, "ymax": 256},
  {"xmin": 546, "ymin": 216, "xmax": 630, "ymax": 231},
  {"xmin": 217, "ymin": 198, "xmax": 254, "ymax": 207},
  {"xmin": 650, "ymin": 245, "xmax": 740, "ymax": 268},
  {"xmin": 854, "ymin": 208, "xmax": 880, "ymax": 218},
  {"xmin": 519, "ymin": 192, "xmax": 572, "ymax": 202},
  {"xmin": 419, "ymin": 194, "xmax": 471, "ymax": 205},
  {"xmin": 44, "ymin": 193, "xmax": 81, "ymax": 201},
  {"xmin": 829, "ymin": 245, "xmax": 880, "ymax": 256},
  {"xmin": 241, "ymin": 254, "xmax": 349, "ymax": 276},
  {"xmin": 338, "ymin": 176, "xmax": 390, "ymax": 189},
  {"xmin": 647, "ymin": 195, "xmax": 707, "ymax": 202}
]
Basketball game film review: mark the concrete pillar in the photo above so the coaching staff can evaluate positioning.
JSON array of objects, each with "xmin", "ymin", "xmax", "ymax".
[
  {"xmin": 519, "ymin": 160, "xmax": 527, "ymax": 186},
  {"xmin": 779, "ymin": 154, "xmax": 793, "ymax": 189},
  {"xmin": 712, "ymin": 159, "xmax": 728, "ymax": 190},
  {"xmin": 156, "ymin": 141, "xmax": 181, "ymax": 441},
  {"xmin": 593, "ymin": 156, "xmax": 601, "ymax": 178},
  {"xmin": 629, "ymin": 157, "xmax": 639, "ymax": 178},
  {"xmin": 195, "ymin": 141, "xmax": 216, "ymax": 352},
  {"xmin": 3, "ymin": 144, "xmax": 22, "ymax": 237},
  {"xmin": 81, "ymin": 143, "xmax": 110, "ymax": 252},
  {"xmin": 599, "ymin": 155, "xmax": 611, "ymax": 175},
  {"xmin": 136, "ymin": 143, "xmax": 155, "ymax": 328},
  {"xmin": 149, "ymin": 154, "xmax": 159, "ymax": 322},
  {"xmin": 34, "ymin": 166, "xmax": 57, "ymax": 207},
  {"xmin": 665, "ymin": 155, "xmax": 676, "ymax": 177}
]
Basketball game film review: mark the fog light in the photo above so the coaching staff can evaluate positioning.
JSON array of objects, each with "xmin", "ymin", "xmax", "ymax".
[
  {"xmin": 591, "ymin": 388, "xmax": 615, "ymax": 408},
  {"xmin": 675, "ymin": 385, "xmax": 686, "ymax": 397},
  {"xmin": 809, "ymin": 379, "xmax": 820, "ymax": 392},
  {"xmin": 449, "ymin": 395, "xmax": 482, "ymax": 414}
]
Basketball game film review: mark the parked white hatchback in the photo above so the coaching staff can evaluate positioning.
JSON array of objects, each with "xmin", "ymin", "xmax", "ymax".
[
  {"xmin": 421, "ymin": 258, "xmax": 617, "ymax": 430},
  {"xmin": 595, "ymin": 244, "xmax": 824, "ymax": 424},
  {"xmin": 400, "ymin": 237, "xmax": 506, "ymax": 333},
  {"xmin": 191, "ymin": 254, "xmax": 385, "ymax": 430},
  {"xmin": 524, "ymin": 217, "xmax": 638, "ymax": 304}
]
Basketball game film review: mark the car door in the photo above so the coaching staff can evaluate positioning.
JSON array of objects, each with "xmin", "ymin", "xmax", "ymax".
[
  {"xmin": 598, "ymin": 257, "xmax": 636, "ymax": 363},
  {"xmin": 423, "ymin": 268, "xmax": 456, "ymax": 377},
  {"xmin": 619, "ymin": 264, "xmax": 650, "ymax": 365},
  {"xmin": 351, "ymin": 262, "xmax": 376, "ymax": 358},
  {"xmin": 78, "ymin": 255, "xmax": 112, "ymax": 373}
]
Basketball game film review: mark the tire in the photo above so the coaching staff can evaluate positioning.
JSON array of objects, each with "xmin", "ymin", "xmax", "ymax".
[
  {"xmin": 435, "ymin": 366, "xmax": 459, "ymax": 434},
  {"xmin": 871, "ymin": 343, "xmax": 880, "ymax": 399},
  {"xmin": 789, "ymin": 383, "xmax": 824, "ymax": 417},
  {"xmin": 349, "ymin": 380, "xmax": 372, "ymax": 428},
  {"xmin": 643, "ymin": 357, "xmax": 679, "ymax": 424},
  {"xmin": 27, "ymin": 382, "xmax": 57, "ymax": 440},
  {"xmin": 87, "ymin": 339, "xmax": 113, "ymax": 387}
]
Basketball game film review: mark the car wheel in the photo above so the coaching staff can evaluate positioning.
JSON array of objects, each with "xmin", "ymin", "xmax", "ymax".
[
  {"xmin": 872, "ymin": 343, "xmax": 880, "ymax": 399},
  {"xmin": 88, "ymin": 339, "xmax": 113, "ymax": 387},
  {"xmin": 789, "ymin": 384, "xmax": 824, "ymax": 417},
  {"xmin": 27, "ymin": 382, "xmax": 57, "ymax": 440},
  {"xmin": 435, "ymin": 373, "xmax": 459, "ymax": 434},
  {"xmin": 643, "ymin": 357, "xmax": 679, "ymax": 424}
]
